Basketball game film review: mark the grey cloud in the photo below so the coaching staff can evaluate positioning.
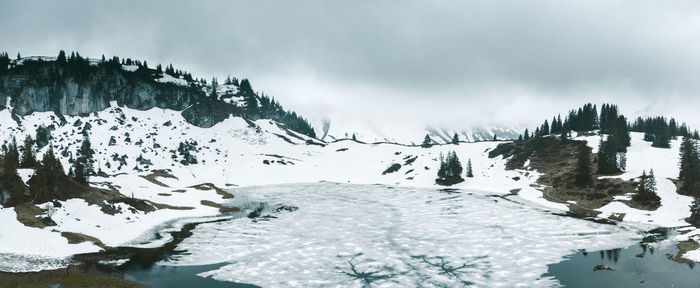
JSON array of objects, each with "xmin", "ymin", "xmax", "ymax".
[{"xmin": 2, "ymin": 0, "xmax": 700, "ymax": 129}]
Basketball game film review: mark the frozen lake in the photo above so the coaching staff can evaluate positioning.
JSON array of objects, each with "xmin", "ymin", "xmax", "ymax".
[{"xmin": 162, "ymin": 183, "xmax": 644, "ymax": 287}]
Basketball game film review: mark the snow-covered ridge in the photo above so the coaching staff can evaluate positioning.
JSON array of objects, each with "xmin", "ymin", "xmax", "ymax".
[{"xmin": 322, "ymin": 121, "xmax": 524, "ymax": 145}]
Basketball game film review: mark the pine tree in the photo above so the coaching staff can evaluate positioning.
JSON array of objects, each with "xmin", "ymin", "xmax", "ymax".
[
  {"xmin": 3, "ymin": 138, "xmax": 19, "ymax": 174},
  {"xmin": 437, "ymin": 153, "xmax": 447, "ymax": 180},
  {"xmin": 690, "ymin": 197, "xmax": 700, "ymax": 225},
  {"xmin": 652, "ymin": 128, "xmax": 671, "ymax": 148},
  {"xmin": 598, "ymin": 138, "xmax": 620, "ymax": 174},
  {"xmin": 449, "ymin": 151, "xmax": 463, "ymax": 178},
  {"xmin": 73, "ymin": 160, "xmax": 87, "ymax": 185},
  {"xmin": 452, "ymin": 133, "xmax": 459, "ymax": 145},
  {"xmin": 421, "ymin": 134, "xmax": 433, "ymax": 148},
  {"xmin": 79, "ymin": 135, "xmax": 93, "ymax": 159},
  {"xmin": 19, "ymin": 135, "xmax": 36, "ymax": 168},
  {"xmin": 436, "ymin": 151, "xmax": 464, "ymax": 185},
  {"xmin": 634, "ymin": 169, "xmax": 659, "ymax": 204},
  {"xmin": 238, "ymin": 79, "xmax": 259, "ymax": 117},
  {"xmin": 466, "ymin": 159, "xmax": 474, "ymax": 178},
  {"xmin": 679, "ymin": 136, "xmax": 700, "ymax": 196},
  {"xmin": 646, "ymin": 169, "xmax": 657, "ymax": 195},
  {"xmin": 57, "ymin": 50, "xmax": 67, "ymax": 63},
  {"xmin": 524, "ymin": 129, "xmax": 530, "ymax": 140},
  {"xmin": 78, "ymin": 135, "xmax": 93, "ymax": 175},
  {"xmin": 575, "ymin": 144, "xmax": 592, "ymax": 186},
  {"xmin": 560, "ymin": 123, "xmax": 569, "ymax": 142},
  {"xmin": 542, "ymin": 120, "xmax": 550, "ymax": 135}
]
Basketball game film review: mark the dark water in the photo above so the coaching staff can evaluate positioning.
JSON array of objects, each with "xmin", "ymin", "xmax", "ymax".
[
  {"xmin": 123, "ymin": 262, "xmax": 258, "ymax": 288},
  {"xmin": 546, "ymin": 243, "xmax": 700, "ymax": 287}
]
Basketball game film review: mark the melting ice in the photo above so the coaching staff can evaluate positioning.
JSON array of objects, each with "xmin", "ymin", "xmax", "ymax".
[{"xmin": 167, "ymin": 183, "xmax": 642, "ymax": 287}]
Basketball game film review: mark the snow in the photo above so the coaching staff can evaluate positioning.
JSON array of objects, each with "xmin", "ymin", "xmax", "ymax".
[
  {"xmin": 121, "ymin": 64, "xmax": 139, "ymax": 72},
  {"xmin": 16, "ymin": 168, "xmax": 34, "ymax": 185},
  {"xmin": 0, "ymin": 208, "xmax": 101, "ymax": 257},
  {"xmin": 168, "ymin": 183, "xmax": 641, "ymax": 287},
  {"xmin": 98, "ymin": 258, "xmax": 130, "ymax": 266},
  {"xmin": 50, "ymin": 198, "xmax": 221, "ymax": 247},
  {"xmin": 1, "ymin": 104, "xmax": 698, "ymax": 273},
  {"xmin": 590, "ymin": 133, "xmax": 693, "ymax": 227},
  {"xmin": 154, "ymin": 73, "xmax": 189, "ymax": 86},
  {"xmin": 323, "ymin": 121, "xmax": 524, "ymax": 145}
]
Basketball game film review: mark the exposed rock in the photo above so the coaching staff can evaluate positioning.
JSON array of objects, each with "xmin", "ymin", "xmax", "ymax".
[
  {"xmin": 382, "ymin": 163, "xmax": 402, "ymax": 175},
  {"xmin": 593, "ymin": 264, "xmax": 614, "ymax": 271}
]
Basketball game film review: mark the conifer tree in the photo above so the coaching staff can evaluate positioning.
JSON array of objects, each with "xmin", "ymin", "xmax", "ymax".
[
  {"xmin": 560, "ymin": 123, "xmax": 569, "ymax": 142},
  {"xmin": 542, "ymin": 120, "xmax": 550, "ymax": 135},
  {"xmin": 598, "ymin": 137, "xmax": 621, "ymax": 174},
  {"xmin": 78, "ymin": 135, "xmax": 94, "ymax": 175},
  {"xmin": 3, "ymin": 138, "xmax": 19, "ymax": 175},
  {"xmin": 421, "ymin": 134, "xmax": 433, "ymax": 148},
  {"xmin": 73, "ymin": 161, "xmax": 87, "ymax": 185},
  {"xmin": 20, "ymin": 135, "xmax": 36, "ymax": 168},
  {"xmin": 437, "ymin": 153, "xmax": 446, "ymax": 180},
  {"xmin": 575, "ymin": 144, "xmax": 592, "ymax": 186},
  {"xmin": 57, "ymin": 50, "xmax": 67, "ymax": 63},
  {"xmin": 452, "ymin": 133, "xmax": 459, "ymax": 145},
  {"xmin": 690, "ymin": 197, "xmax": 700, "ymax": 225},
  {"xmin": 679, "ymin": 136, "xmax": 700, "ymax": 196},
  {"xmin": 436, "ymin": 151, "xmax": 464, "ymax": 185},
  {"xmin": 652, "ymin": 128, "xmax": 671, "ymax": 148},
  {"xmin": 466, "ymin": 159, "xmax": 474, "ymax": 178},
  {"xmin": 646, "ymin": 169, "xmax": 657, "ymax": 195},
  {"xmin": 238, "ymin": 79, "xmax": 259, "ymax": 117},
  {"xmin": 633, "ymin": 169, "xmax": 659, "ymax": 204},
  {"xmin": 524, "ymin": 129, "xmax": 530, "ymax": 140}
]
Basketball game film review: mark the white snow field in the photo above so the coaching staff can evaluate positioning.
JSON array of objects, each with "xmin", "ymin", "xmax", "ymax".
[
  {"xmin": 0, "ymin": 102, "xmax": 698, "ymax": 273},
  {"xmin": 169, "ymin": 183, "xmax": 641, "ymax": 288}
]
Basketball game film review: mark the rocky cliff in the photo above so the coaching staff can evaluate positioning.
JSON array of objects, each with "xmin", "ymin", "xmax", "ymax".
[{"xmin": 0, "ymin": 54, "xmax": 317, "ymax": 136}]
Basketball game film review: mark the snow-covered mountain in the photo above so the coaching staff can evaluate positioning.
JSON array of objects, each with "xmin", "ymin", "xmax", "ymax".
[
  {"xmin": 321, "ymin": 120, "xmax": 523, "ymax": 144},
  {"xmin": 1, "ymin": 54, "xmax": 699, "ymax": 280}
]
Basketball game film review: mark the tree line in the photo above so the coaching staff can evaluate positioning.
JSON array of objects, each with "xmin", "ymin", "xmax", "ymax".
[{"xmin": 0, "ymin": 127, "xmax": 93, "ymax": 207}]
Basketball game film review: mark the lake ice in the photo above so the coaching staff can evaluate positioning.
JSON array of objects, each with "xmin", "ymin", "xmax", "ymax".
[{"xmin": 166, "ymin": 183, "xmax": 643, "ymax": 287}]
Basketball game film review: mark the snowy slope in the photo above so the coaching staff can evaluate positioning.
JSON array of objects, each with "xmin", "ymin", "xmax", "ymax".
[
  {"xmin": 574, "ymin": 132, "xmax": 693, "ymax": 227},
  {"xmin": 0, "ymin": 103, "xmax": 698, "ymax": 272}
]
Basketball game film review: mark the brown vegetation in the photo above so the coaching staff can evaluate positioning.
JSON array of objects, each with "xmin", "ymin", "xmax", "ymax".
[{"xmin": 490, "ymin": 136, "xmax": 659, "ymax": 214}]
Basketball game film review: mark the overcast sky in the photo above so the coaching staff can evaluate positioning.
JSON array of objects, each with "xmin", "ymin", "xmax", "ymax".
[{"xmin": 2, "ymin": 0, "xmax": 700, "ymax": 133}]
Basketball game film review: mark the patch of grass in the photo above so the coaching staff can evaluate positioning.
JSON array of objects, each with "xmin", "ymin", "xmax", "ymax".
[
  {"xmin": 200, "ymin": 200, "xmax": 240, "ymax": 213},
  {"xmin": 14, "ymin": 203, "xmax": 47, "ymax": 228},
  {"xmin": 60, "ymin": 231, "xmax": 109, "ymax": 250},
  {"xmin": 189, "ymin": 183, "xmax": 233, "ymax": 199}
]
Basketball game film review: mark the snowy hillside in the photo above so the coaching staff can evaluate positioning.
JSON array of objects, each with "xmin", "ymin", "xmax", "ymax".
[{"xmin": 0, "ymin": 99, "xmax": 698, "ymax": 273}]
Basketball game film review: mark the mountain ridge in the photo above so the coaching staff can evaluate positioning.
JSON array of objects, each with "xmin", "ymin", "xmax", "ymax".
[{"xmin": 0, "ymin": 51, "xmax": 317, "ymax": 137}]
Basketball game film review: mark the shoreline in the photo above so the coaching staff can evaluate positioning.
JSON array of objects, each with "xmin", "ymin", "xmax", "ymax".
[{"xmin": 0, "ymin": 214, "xmax": 242, "ymax": 287}]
